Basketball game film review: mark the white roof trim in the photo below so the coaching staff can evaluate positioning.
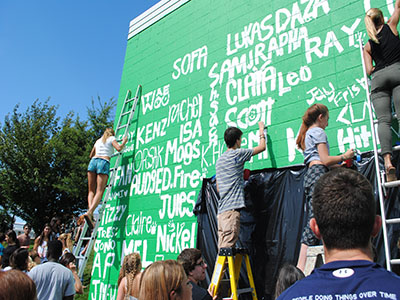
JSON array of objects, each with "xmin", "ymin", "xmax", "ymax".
[{"xmin": 128, "ymin": 0, "xmax": 190, "ymax": 40}]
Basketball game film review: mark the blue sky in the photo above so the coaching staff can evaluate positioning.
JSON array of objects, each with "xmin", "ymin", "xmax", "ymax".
[{"xmin": 0, "ymin": 1, "xmax": 159, "ymax": 123}]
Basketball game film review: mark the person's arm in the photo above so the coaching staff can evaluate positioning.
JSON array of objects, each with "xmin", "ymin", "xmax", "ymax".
[
  {"xmin": 252, "ymin": 121, "xmax": 267, "ymax": 156},
  {"xmin": 89, "ymin": 146, "xmax": 96, "ymax": 158},
  {"xmin": 388, "ymin": 0, "xmax": 400, "ymax": 34},
  {"xmin": 116, "ymin": 277, "xmax": 127, "ymax": 300},
  {"xmin": 112, "ymin": 136, "xmax": 128, "ymax": 152},
  {"xmin": 70, "ymin": 267, "xmax": 84, "ymax": 294},
  {"xmin": 363, "ymin": 42, "xmax": 374, "ymax": 76},
  {"xmin": 33, "ymin": 238, "xmax": 39, "ymax": 251},
  {"xmin": 317, "ymin": 143, "xmax": 354, "ymax": 166}
]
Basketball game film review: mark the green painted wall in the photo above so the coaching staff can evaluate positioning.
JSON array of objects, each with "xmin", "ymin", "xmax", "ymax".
[{"xmin": 89, "ymin": 0, "xmax": 395, "ymax": 298}]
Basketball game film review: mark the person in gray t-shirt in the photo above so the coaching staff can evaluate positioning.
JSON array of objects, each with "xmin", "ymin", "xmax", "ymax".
[
  {"xmin": 215, "ymin": 121, "xmax": 266, "ymax": 249},
  {"xmin": 29, "ymin": 240, "xmax": 75, "ymax": 300}
]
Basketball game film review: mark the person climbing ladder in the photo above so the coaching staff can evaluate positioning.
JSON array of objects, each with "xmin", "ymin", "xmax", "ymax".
[{"xmin": 363, "ymin": 0, "xmax": 400, "ymax": 181}]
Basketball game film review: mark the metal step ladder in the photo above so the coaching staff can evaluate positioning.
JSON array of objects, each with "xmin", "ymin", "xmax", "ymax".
[
  {"xmin": 73, "ymin": 85, "xmax": 142, "ymax": 278},
  {"xmin": 209, "ymin": 247, "xmax": 257, "ymax": 300},
  {"xmin": 359, "ymin": 36, "xmax": 400, "ymax": 270}
]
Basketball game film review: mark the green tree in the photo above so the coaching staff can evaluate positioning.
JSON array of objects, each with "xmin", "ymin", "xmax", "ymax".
[{"xmin": 0, "ymin": 98, "xmax": 115, "ymax": 234}]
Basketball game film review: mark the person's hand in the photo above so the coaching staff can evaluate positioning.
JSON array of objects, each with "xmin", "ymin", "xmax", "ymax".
[
  {"xmin": 258, "ymin": 121, "xmax": 265, "ymax": 130},
  {"xmin": 344, "ymin": 148, "xmax": 354, "ymax": 160},
  {"xmin": 122, "ymin": 136, "xmax": 128, "ymax": 144}
]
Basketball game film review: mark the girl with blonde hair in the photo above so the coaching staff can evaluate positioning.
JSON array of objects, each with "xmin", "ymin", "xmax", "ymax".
[
  {"xmin": 84, "ymin": 128, "xmax": 127, "ymax": 227},
  {"xmin": 58, "ymin": 233, "xmax": 73, "ymax": 255},
  {"xmin": 116, "ymin": 253, "xmax": 142, "ymax": 300},
  {"xmin": 295, "ymin": 104, "xmax": 354, "ymax": 271},
  {"xmin": 139, "ymin": 260, "xmax": 192, "ymax": 300},
  {"xmin": 363, "ymin": 0, "xmax": 400, "ymax": 181}
]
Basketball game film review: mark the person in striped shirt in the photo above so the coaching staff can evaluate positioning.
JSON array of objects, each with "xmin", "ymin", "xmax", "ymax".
[{"xmin": 215, "ymin": 121, "xmax": 266, "ymax": 249}]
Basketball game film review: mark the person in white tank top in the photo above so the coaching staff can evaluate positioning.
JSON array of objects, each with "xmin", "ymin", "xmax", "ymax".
[{"xmin": 84, "ymin": 128, "xmax": 127, "ymax": 227}]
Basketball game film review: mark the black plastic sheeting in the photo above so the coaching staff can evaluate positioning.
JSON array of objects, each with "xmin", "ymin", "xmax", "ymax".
[{"xmin": 194, "ymin": 151, "xmax": 400, "ymax": 300}]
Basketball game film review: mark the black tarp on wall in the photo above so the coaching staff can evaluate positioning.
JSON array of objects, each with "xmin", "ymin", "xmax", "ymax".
[{"xmin": 194, "ymin": 152, "xmax": 400, "ymax": 300}]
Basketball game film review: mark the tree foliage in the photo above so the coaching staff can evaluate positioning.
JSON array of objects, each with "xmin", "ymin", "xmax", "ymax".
[{"xmin": 0, "ymin": 98, "xmax": 115, "ymax": 234}]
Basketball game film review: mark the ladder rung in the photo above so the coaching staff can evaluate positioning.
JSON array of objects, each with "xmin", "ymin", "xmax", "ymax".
[
  {"xmin": 382, "ymin": 180, "xmax": 400, "ymax": 188},
  {"xmin": 75, "ymin": 255, "xmax": 87, "ymax": 261},
  {"xmin": 386, "ymin": 218, "xmax": 400, "ymax": 224},
  {"xmin": 120, "ymin": 111, "xmax": 131, "ymax": 117},
  {"xmin": 390, "ymin": 259, "xmax": 400, "ymax": 265},
  {"xmin": 117, "ymin": 124, "xmax": 128, "ymax": 130},
  {"xmin": 81, "ymin": 237, "xmax": 91, "ymax": 241},
  {"xmin": 126, "ymin": 97, "xmax": 137, "ymax": 103},
  {"xmin": 237, "ymin": 288, "xmax": 253, "ymax": 295}
]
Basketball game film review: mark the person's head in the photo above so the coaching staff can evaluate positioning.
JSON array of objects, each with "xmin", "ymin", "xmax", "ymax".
[
  {"xmin": 177, "ymin": 248, "xmax": 207, "ymax": 283},
  {"xmin": 0, "ymin": 270, "xmax": 37, "ymax": 300},
  {"xmin": 118, "ymin": 252, "xmax": 142, "ymax": 296},
  {"xmin": 6, "ymin": 229, "xmax": 19, "ymax": 247},
  {"xmin": 274, "ymin": 264, "xmax": 305, "ymax": 299},
  {"xmin": 28, "ymin": 250, "xmax": 41, "ymax": 270},
  {"xmin": 10, "ymin": 248, "xmax": 30, "ymax": 271},
  {"xmin": 139, "ymin": 260, "xmax": 192, "ymax": 300},
  {"xmin": 312, "ymin": 168, "xmax": 380, "ymax": 251},
  {"xmin": 37, "ymin": 223, "xmax": 51, "ymax": 246},
  {"xmin": 47, "ymin": 240, "xmax": 63, "ymax": 260},
  {"xmin": 365, "ymin": 8, "xmax": 384, "ymax": 44},
  {"xmin": 23, "ymin": 224, "xmax": 32, "ymax": 235},
  {"xmin": 224, "ymin": 127, "xmax": 243, "ymax": 148},
  {"xmin": 60, "ymin": 252, "xmax": 77, "ymax": 270},
  {"xmin": 102, "ymin": 128, "xmax": 115, "ymax": 143},
  {"xmin": 296, "ymin": 103, "xmax": 329, "ymax": 150},
  {"xmin": 118, "ymin": 253, "xmax": 142, "ymax": 285}
]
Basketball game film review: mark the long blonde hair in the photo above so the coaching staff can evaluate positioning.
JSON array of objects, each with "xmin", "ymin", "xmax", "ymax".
[
  {"xmin": 118, "ymin": 253, "xmax": 142, "ymax": 299},
  {"xmin": 296, "ymin": 104, "xmax": 329, "ymax": 151},
  {"xmin": 102, "ymin": 128, "xmax": 115, "ymax": 143},
  {"xmin": 139, "ymin": 260, "xmax": 187, "ymax": 300},
  {"xmin": 365, "ymin": 8, "xmax": 384, "ymax": 44},
  {"xmin": 58, "ymin": 233, "xmax": 73, "ymax": 252}
]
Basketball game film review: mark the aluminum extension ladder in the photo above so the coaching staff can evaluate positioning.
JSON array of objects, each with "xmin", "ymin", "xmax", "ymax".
[
  {"xmin": 73, "ymin": 85, "xmax": 142, "ymax": 278},
  {"xmin": 359, "ymin": 36, "xmax": 400, "ymax": 271},
  {"xmin": 209, "ymin": 248, "xmax": 257, "ymax": 300}
]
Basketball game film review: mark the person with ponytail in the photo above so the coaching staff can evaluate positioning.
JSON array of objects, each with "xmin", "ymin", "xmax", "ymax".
[
  {"xmin": 85, "ymin": 128, "xmax": 127, "ymax": 227},
  {"xmin": 295, "ymin": 104, "xmax": 354, "ymax": 271},
  {"xmin": 116, "ymin": 253, "xmax": 142, "ymax": 300},
  {"xmin": 363, "ymin": 0, "xmax": 400, "ymax": 181}
]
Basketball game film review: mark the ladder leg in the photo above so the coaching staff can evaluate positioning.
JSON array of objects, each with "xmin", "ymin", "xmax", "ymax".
[
  {"xmin": 209, "ymin": 255, "xmax": 227, "ymax": 298},
  {"xmin": 244, "ymin": 254, "xmax": 258, "ymax": 300},
  {"xmin": 228, "ymin": 256, "xmax": 239, "ymax": 300}
]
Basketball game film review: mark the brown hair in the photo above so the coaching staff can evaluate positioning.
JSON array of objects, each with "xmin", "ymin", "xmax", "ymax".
[
  {"xmin": 118, "ymin": 253, "xmax": 142, "ymax": 299},
  {"xmin": 139, "ymin": 260, "xmax": 187, "ymax": 300},
  {"xmin": 313, "ymin": 168, "xmax": 376, "ymax": 250},
  {"xmin": 296, "ymin": 104, "xmax": 329, "ymax": 150},
  {"xmin": 177, "ymin": 248, "xmax": 202, "ymax": 275},
  {"xmin": 365, "ymin": 8, "xmax": 384, "ymax": 44},
  {"xmin": 102, "ymin": 128, "xmax": 115, "ymax": 143},
  {"xmin": 0, "ymin": 270, "xmax": 37, "ymax": 300}
]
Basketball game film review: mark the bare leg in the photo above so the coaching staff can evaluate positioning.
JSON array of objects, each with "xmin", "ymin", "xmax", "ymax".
[
  {"xmin": 384, "ymin": 153, "xmax": 393, "ymax": 169},
  {"xmin": 87, "ymin": 174, "xmax": 108, "ymax": 217},
  {"xmin": 296, "ymin": 243, "xmax": 308, "ymax": 272},
  {"xmin": 87, "ymin": 172, "xmax": 97, "ymax": 209}
]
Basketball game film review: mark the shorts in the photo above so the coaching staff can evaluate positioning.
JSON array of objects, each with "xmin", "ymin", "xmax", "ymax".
[
  {"xmin": 217, "ymin": 209, "xmax": 241, "ymax": 249},
  {"xmin": 87, "ymin": 158, "xmax": 110, "ymax": 175}
]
